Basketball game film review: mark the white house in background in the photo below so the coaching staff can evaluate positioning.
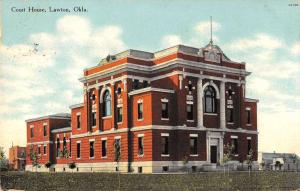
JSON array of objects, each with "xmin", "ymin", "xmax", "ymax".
[{"xmin": 258, "ymin": 152, "xmax": 300, "ymax": 171}]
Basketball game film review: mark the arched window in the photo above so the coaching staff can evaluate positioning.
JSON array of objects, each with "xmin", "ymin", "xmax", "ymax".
[
  {"xmin": 56, "ymin": 138, "xmax": 60, "ymax": 157},
  {"xmin": 103, "ymin": 90, "xmax": 112, "ymax": 116},
  {"xmin": 204, "ymin": 86, "xmax": 216, "ymax": 113}
]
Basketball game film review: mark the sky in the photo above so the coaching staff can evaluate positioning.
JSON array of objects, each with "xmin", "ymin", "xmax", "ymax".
[{"xmin": 0, "ymin": 0, "xmax": 299, "ymax": 157}]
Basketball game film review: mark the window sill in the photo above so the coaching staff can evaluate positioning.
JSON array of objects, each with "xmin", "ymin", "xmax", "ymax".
[
  {"xmin": 161, "ymin": 154, "xmax": 170, "ymax": 157},
  {"xmin": 102, "ymin": 116, "xmax": 112, "ymax": 119},
  {"xmin": 190, "ymin": 154, "xmax": 198, "ymax": 157},
  {"xmin": 161, "ymin": 118, "xmax": 169, "ymax": 121},
  {"xmin": 204, "ymin": 113, "xmax": 218, "ymax": 116},
  {"xmin": 137, "ymin": 118, "xmax": 144, "ymax": 121},
  {"xmin": 76, "ymin": 158, "xmax": 81, "ymax": 160},
  {"xmin": 138, "ymin": 154, "xmax": 144, "ymax": 157},
  {"xmin": 227, "ymin": 122, "xmax": 234, "ymax": 125},
  {"xmin": 92, "ymin": 126, "xmax": 96, "ymax": 128},
  {"xmin": 117, "ymin": 122, "xmax": 123, "ymax": 125},
  {"xmin": 101, "ymin": 156, "xmax": 107, "ymax": 159},
  {"xmin": 43, "ymin": 154, "xmax": 47, "ymax": 156},
  {"xmin": 89, "ymin": 157, "xmax": 94, "ymax": 159},
  {"xmin": 187, "ymin": 120, "xmax": 194, "ymax": 122},
  {"xmin": 234, "ymin": 154, "xmax": 239, "ymax": 157},
  {"xmin": 77, "ymin": 128, "xmax": 81, "ymax": 130},
  {"xmin": 246, "ymin": 124, "xmax": 252, "ymax": 126}
]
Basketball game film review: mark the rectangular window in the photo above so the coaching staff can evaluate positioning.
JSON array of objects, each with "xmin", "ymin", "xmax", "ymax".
[
  {"xmin": 138, "ymin": 103, "xmax": 143, "ymax": 120},
  {"xmin": 77, "ymin": 142, "xmax": 81, "ymax": 159},
  {"xmin": 117, "ymin": 107, "xmax": 123, "ymax": 123},
  {"xmin": 138, "ymin": 137, "xmax": 144, "ymax": 155},
  {"xmin": 102, "ymin": 140, "xmax": 107, "ymax": 157},
  {"xmin": 38, "ymin": 146, "xmax": 41, "ymax": 155},
  {"xmin": 161, "ymin": 136, "xmax": 169, "ymax": 155},
  {"xmin": 161, "ymin": 102, "xmax": 169, "ymax": 119},
  {"xmin": 187, "ymin": 104, "xmax": 193, "ymax": 120},
  {"xmin": 90, "ymin": 141, "xmax": 94, "ymax": 158},
  {"xmin": 43, "ymin": 145, "xmax": 47, "ymax": 155},
  {"xmin": 246, "ymin": 110, "xmax": 251, "ymax": 124},
  {"xmin": 227, "ymin": 108, "xmax": 234, "ymax": 123},
  {"xmin": 43, "ymin": 125, "xmax": 47, "ymax": 136},
  {"xmin": 190, "ymin": 137, "xmax": 198, "ymax": 155},
  {"xmin": 30, "ymin": 127, "xmax": 34, "ymax": 138},
  {"xmin": 247, "ymin": 139, "xmax": 252, "ymax": 154},
  {"xmin": 92, "ymin": 112, "xmax": 96, "ymax": 126},
  {"xmin": 77, "ymin": 115, "xmax": 81, "ymax": 129},
  {"xmin": 231, "ymin": 138, "xmax": 238, "ymax": 154}
]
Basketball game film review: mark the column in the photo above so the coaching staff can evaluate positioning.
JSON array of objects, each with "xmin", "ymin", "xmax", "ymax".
[
  {"xmin": 111, "ymin": 83, "xmax": 116, "ymax": 130},
  {"xmin": 220, "ymin": 81, "xmax": 226, "ymax": 129},
  {"xmin": 197, "ymin": 78, "xmax": 203, "ymax": 127},
  {"xmin": 85, "ymin": 88, "xmax": 91, "ymax": 132},
  {"xmin": 206, "ymin": 132, "xmax": 210, "ymax": 162},
  {"xmin": 96, "ymin": 86, "xmax": 101, "ymax": 131}
]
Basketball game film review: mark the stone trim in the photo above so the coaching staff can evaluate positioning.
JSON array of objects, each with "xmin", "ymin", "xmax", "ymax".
[
  {"xmin": 71, "ymin": 128, "xmax": 129, "ymax": 139},
  {"xmin": 27, "ymin": 141, "xmax": 53, "ymax": 145},
  {"xmin": 129, "ymin": 87, "xmax": 175, "ymax": 96},
  {"xmin": 130, "ymin": 125, "xmax": 258, "ymax": 134}
]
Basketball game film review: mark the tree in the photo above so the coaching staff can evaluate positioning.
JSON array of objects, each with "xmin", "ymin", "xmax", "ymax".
[
  {"xmin": 114, "ymin": 139, "xmax": 121, "ymax": 169},
  {"xmin": 114, "ymin": 139, "xmax": 121, "ymax": 191},
  {"xmin": 0, "ymin": 147, "xmax": 8, "ymax": 171},
  {"xmin": 59, "ymin": 146, "xmax": 70, "ymax": 158},
  {"xmin": 182, "ymin": 155, "xmax": 189, "ymax": 173},
  {"xmin": 260, "ymin": 161, "xmax": 265, "ymax": 171},
  {"xmin": 222, "ymin": 143, "xmax": 234, "ymax": 173},
  {"xmin": 246, "ymin": 149, "xmax": 254, "ymax": 170},
  {"xmin": 29, "ymin": 145, "xmax": 40, "ymax": 171},
  {"xmin": 68, "ymin": 162, "xmax": 76, "ymax": 173}
]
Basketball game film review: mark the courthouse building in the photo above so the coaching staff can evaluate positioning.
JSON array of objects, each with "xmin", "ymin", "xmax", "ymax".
[{"xmin": 26, "ymin": 41, "xmax": 258, "ymax": 173}]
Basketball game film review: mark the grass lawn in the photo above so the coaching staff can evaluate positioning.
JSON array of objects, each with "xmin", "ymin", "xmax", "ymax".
[{"xmin": 1, "ymin": 171, "xmax": 300, "ymax": 191}]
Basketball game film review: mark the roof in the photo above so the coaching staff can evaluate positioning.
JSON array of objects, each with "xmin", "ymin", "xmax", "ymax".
[
  {"xmin": 245, "ymin": 98, "xmax": 259, "ymax": 103},
  {"xmin": 51, "ymin": 127, "xmax": 72, "ymax": 133},
  {"xmin": 25, "ymin": 113, "xmax": 71, "ymax": 123},
  {"xmin": 260, "ymin": 152, "xmax": 300, "ymax": 161},
  {"xmin": 69, "ymin": 103, "xmax": 84, "ymax": 109},
  {"xmin": 94, "ymin": 43, "xmax": 242, "ymax": 67}
]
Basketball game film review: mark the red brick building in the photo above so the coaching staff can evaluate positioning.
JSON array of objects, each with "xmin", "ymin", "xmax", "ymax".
[
  {"xmin": 9, "ymin": 146, "xmax": 26, "ymax": 170},
  {"xmin": 26, "ymin": 42, "xmax": 258, "ymax": 173}
]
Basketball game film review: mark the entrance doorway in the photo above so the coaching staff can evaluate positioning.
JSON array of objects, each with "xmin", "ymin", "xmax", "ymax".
[{"xmin": 210, "ymin": 146, "xmax": 217, "ymax": 163}]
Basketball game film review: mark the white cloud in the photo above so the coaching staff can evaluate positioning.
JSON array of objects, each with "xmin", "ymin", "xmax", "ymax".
[
  {"xmin": 258, "ymin": 110, "xmax": 300, "ymax": 154},
  {"xmin": 191, "ymin": 21, "xmax": 221, "ymax": 46},
  {"xmin": 290, "ymin": 42, "xmax": 300, "ymax": 55},
  {"xmin": 0, "ymin": 15, "xmax": 127, "ymax": 152},
  {"xmin": 161, "ymin": 35, "xmax": 182, "ymax": 48},
  {"xmin": 161, "ymin": 20, "xmax": 221, "ymax": 48},
  {"xmin": 228, "ymin": 33, "xmax": 284, "ymax": 51},
  {"xmin": 194, "ymin": 21, "xmax": 221, "ymax": 35}
]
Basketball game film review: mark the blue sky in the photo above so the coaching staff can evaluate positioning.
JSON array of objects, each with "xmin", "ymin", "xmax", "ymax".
[{"xmin": 0, "ymin": 0, "xmax": 299, "ymax": 156}]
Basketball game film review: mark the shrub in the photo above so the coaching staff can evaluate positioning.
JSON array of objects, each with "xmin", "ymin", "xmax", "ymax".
[
  {"xmin": 45, "ymin": 161, "xmax": 51, "ymax": 169},
  {"xmin": 68, "ymin": 162, "xmax": 76, "ymax": 172}
]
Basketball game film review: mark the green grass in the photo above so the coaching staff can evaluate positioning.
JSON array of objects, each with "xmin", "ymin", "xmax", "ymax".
[{"xmin": 1, "ymin": 171, "xmax": 300, "ymax": 191}]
